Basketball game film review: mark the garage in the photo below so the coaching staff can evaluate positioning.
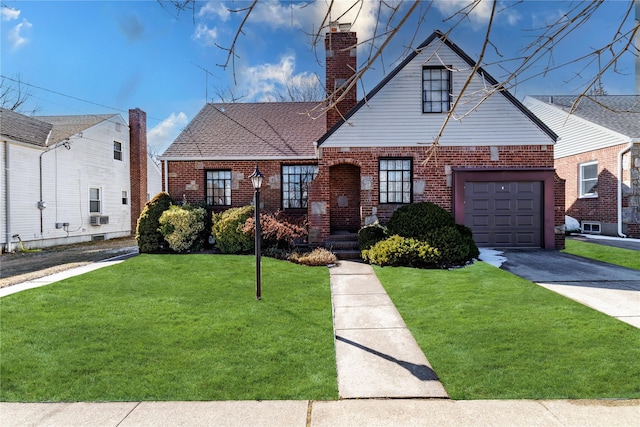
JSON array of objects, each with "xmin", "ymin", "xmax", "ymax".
[
  {"xmin": 464, "ymin": 181, "xmax": 542, "ymax": 247},
  {"xmin": 452, "ymin": 169, "xmax": 557, "ymax": 249}
]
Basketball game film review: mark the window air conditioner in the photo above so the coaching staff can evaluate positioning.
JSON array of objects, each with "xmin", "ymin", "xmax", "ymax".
[
  {"xmin": 90, "ymin": 216, "xmax": 101, "ymax": 226},
  {"xmin": 99, "ymin": 216, "xmax": 109, "ymax": 225}
]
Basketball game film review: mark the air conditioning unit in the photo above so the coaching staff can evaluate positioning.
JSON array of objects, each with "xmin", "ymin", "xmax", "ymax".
[
  {"xmin": 99, "ymin": 216, "xmax": 109, "ymax": 225},
  {"xmin": 90, "ymin": 216, "xmax": 101, "ymax": 226}
]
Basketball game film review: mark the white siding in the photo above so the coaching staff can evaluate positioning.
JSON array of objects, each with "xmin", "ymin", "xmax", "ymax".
[
  {"xmin": 3, "ymin": 115, "xmax": 132, "ymax": 250},
  {"xmin": 523, "ymin": 97, "xmax": 629, "ymax": 159},
  {"xmin": 147, "ymin": 154, "xmax": 162, "ymax": 201},
  {"xmin": 321, "ymin": 39, "xmax": 555, "ymax": 148}
]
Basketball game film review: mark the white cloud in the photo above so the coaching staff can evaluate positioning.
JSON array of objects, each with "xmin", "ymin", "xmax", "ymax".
[
  {"xmin": 198, "ymin": 1, "xmax": 230, "ymax": 21},
  {"xmin": 8, "ymin": 19, "xmax": 32, "ymax": 51},
  {"xmin": 240, "ymin": 54, "xmax": 319, "ymax": 102},
  {"xmin": 148, "ymin": 112, "xmax": 189, "ymax": 152},
  {"xmin": 1, "ymin": 6, "xmax": 20, "ymax": 21},
  {"xmin": 193, "ymin": 23, "xmax": 218, "ymax": 46}
]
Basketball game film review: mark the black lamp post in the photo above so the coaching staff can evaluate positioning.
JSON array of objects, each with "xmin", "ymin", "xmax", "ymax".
[{"xmin": 249, "ymin": 165, "xmax": 264, "ymax": 300}]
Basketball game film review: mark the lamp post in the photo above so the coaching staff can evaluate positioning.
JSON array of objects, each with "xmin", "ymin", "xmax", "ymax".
[{"xmin": 249, "ymin": 165, "xmax": 264, "ymax": 300}]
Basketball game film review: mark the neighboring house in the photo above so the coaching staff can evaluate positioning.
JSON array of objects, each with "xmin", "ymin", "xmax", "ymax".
[
  {"xmin": 161, "ymin": 28, "xmax": 565, "ymax": 249},
  {"xmin": 524, "ymin": 95, "xmax": 640, "ymax": 238},
  {"xmin": 1, "ymin": 108, "xmax": 157, "ymax": 252}
]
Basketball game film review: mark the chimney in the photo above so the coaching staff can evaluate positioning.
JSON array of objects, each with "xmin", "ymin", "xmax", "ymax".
[
  {"xmin": 129, "ymin": 108, "xmax": 148, "ymax": 235},
  {"xmin": 325, "ymin": 22, "xmax": 357, "ymax": 131}
]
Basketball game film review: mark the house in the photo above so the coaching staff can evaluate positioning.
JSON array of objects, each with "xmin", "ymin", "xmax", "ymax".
[
  {"xmin": 161, "ymin": 28, "xmax": 565, "ymax": 249},
  {"xmin": 1, "ymin": 108, "xmax": 160, "ymax": 252},
  {"xmin": 524, "ymin": 95, "xmax": 640, "ymax": 238}
]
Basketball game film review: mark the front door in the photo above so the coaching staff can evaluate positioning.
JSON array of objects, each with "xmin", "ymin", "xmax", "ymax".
[{"xmin": 330, "ymin": 163, "xmax": 361, "ymax": 233}]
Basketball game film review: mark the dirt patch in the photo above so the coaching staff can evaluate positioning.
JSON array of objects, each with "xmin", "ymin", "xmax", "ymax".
[{"xmin": 0, "ymin": 237, "xmax": 138, "ymax": 288}]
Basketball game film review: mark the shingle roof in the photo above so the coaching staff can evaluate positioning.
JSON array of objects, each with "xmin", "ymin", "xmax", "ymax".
[
  {"xmin": 0, "ymin": 107, "xmax": 53, "ymax": 147},
  {"xmin": 162, "ymin": 102, "xmax": 325, "ymax": 159},
  {"xmin": 35, "ymin": 114, "xmax": 120, "ymax": 144},
  {"xmin": 529, "ymin": 95, "xmax": 640, "ymax": 138}
]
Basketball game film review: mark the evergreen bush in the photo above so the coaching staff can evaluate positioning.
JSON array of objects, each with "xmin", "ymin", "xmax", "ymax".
[
  {"xmin": 158, "ymin": 205, "xmax": 207, "ymax": 252},
  {"xmin": 357, "ymin": 222, "xmax": 387, "ymax": 251},
  {"xmin": 386, "ymin": 202, "xmax": 455, "ymax": 240},
  {"xmin": 136, "ymin": 192, "xmax": 173, "ymax": 253},
  {"xmin": 362, "ymin": 235, "xmax": 440, "ymax": 268},
  {"xmin": 212, "ymin": 206, "xmax": 254, "ymax": 254}
]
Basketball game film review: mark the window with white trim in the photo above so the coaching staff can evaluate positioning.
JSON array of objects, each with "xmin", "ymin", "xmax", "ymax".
[
  {"xmin": 282, "ymin": 165, "xmax": 318, "ymax": 209},
  {"xmin": 122, "ymin": 190, "xmax": 128, "ymax": 205},
  {"xmin": 206, "ymin": 170, "xmax": 231, "ymax": 206},
  {"xmin": 422, "ymin": 66, "xmax": 451, "ymax": 113},
  {"xmin": 114, "ymin": 141, "xmax": 122, "ymax": 161},
  {"xmin": 89, "ymin": 187, "xmax": 102, "ymax": 213},
  {"xmin": 579, "ymin": 161, "xmax": 598, "ymax": 198},
  {"xmin": 379, "ymin": 158, "xmax": 412, "ymax": 204}
]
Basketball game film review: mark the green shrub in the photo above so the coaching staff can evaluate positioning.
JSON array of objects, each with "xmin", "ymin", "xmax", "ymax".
[
  {"xmin": 289, "ymin": 247, "xmax": 337, "ymax": 266},
  {"xmin": 362, "ymin": 235, "xmax": 440, "ymax": 268},
  {"xmin": 386, "ymin": 202, "xmax": 454, "ymax": 240},
  {"xmin": 158, "ymin": 205, "xmax": 207, "ymax": 252},
  {"xmin": 136, "ymin": 192, "xmax": 173, "ymax": 253},
  {"xmin": 358, "ymin": 222, "xmax": 387, "ymax": 251},
  {"xmin": 419, "ymin": 226, "xmax": 474, "ymax": 267},
  {"xmin": 212, "ymin": 206, "xmax": 254, "ymax": 254}
]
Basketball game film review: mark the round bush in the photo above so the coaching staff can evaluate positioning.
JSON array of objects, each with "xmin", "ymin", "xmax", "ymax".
[
  {"xmin": 423, "ymin": 226, "xmax": 475, "ymax": 266},
  {"xmin": 136, "ymin": 192, "xmax": 173, "ymax": 253},
  {"xmin": 158, "ymin": 205, "xmax": 206, "ymax": 252},
  {"xmin": 386, "ymin": 202, "xmax": 454, "ymax": 240},
  {"xmin": 358, "ymin": 222, "xmax": 387, "ymax": 251},
  {"xmin": 361, "ymin": 235, "xmax": 440, "ymax": 268},
  {"xmin": 212, "ymin": 206, "xmax": 254, "ymax": 254}
]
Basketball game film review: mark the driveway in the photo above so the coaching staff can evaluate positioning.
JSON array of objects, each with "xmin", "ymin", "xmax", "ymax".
[{"xmin": 496, "ymin": 249, "xmax": 640, "ymax": 329}]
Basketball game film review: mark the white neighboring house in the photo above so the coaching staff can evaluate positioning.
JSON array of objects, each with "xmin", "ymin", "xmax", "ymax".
[{"xmin": 1, "ymin": 107, "xmax": 157, "ymax": 252}]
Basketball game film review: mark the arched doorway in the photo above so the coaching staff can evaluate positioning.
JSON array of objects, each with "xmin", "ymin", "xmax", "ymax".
[{"xmin": 329, "ymin": 163, "xmax": 361, "ymax": 233}]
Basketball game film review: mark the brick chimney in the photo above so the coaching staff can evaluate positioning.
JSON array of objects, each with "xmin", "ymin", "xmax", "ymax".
[
  {"xmin": 129, "ymin": 108, "xmax": 148, "ymax": 235},
  {"xmin": 325, "ymin": 22, "xmax": 357, "ymax": 131}
]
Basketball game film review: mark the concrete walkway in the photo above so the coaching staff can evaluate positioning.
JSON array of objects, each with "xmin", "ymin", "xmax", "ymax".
[{"xmin": 330, "ymin": 261, "xmax": 448, "ymax": 399}]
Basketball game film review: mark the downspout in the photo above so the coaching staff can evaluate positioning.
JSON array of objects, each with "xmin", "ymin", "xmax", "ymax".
[
  {"xmin": 3, "ymin": 141, "xmax": 11, "ymax": 252},
  {"xmin": 617, "ymin": 140, "xmax": 636, "ymax": 237},
  {"xmin": 38, "ymin": 130, "xmax": 54, "ymax": 237}
]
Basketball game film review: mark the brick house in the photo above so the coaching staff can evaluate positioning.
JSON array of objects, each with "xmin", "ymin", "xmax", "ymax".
[
  {"xmin": 524, "ymin": 95, "xmax": 640, "ymax": 238},
  {"xmin": 161, "ymin": 28, "xmax": 565, "ymax": 249}
]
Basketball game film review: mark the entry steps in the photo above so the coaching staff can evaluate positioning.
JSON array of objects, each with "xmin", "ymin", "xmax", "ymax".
[{"xmin": 325, "ymin": 232, "xmax": 361, "ymax": 260}]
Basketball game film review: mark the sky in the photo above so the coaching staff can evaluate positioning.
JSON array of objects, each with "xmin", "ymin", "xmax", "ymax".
[{"xmin": 1, "ymin": 1, "xmax": 638, "ymax": 155}]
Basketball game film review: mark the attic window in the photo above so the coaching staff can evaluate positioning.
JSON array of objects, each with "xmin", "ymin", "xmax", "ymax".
[
  {"xmin": 114, "ymin": 141, "xmax": 122, "ymax": 161},
  {"xmin": 422, "ymin": 66, "xmax": 451, "ymax": 113}
]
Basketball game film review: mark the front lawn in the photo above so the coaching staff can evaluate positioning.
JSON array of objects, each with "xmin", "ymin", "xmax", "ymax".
[
  {"xmin": 0, "ymin": 255, "xmax": 337, "ymax": 402},
  {"xmin": 563, "ymin": 239, "xmax": 640, "ymax": 270},
  {"xmin": 376, "ymin": 262, "xmax": 640, "ymax": 400}
]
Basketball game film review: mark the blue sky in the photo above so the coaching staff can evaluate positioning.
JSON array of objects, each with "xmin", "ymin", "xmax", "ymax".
[{"xmin": 1, "ymin": 1, "xmax": 637, "ymax": 154}]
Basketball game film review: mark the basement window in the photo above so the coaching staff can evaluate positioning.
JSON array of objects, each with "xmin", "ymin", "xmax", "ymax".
[{"xmin": 581, "ymin": 221, "xmax": 601, "ymax": 234}]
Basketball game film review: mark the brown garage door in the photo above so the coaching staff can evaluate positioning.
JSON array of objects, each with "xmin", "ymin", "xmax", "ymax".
[{"xmin": 464, "ymin": 181, "xmax": 542, "ymax": 247}]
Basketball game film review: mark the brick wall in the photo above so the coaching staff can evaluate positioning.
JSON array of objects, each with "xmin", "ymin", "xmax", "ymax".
[
  {"xmin": 309, "ymin": 144, "xmax": 559, "ymax": 245},
  {"xmin": 325, "ymin": 29, "xmax": 357, "ymax": 131},
  {"xmin": 554, "ymin": 172, "xmax": 566, "ymax": 249},
  {"xmin": 129, "ymin": 108, "xmax": 148, "ymax": 234}
]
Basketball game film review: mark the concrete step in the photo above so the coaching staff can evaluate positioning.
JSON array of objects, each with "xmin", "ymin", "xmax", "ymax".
[
  {"xmin": 332, "ymin": 249, "xmax": 362, "ymax": 260},
  {"xmin": 326, "ymin": 240, "xmax": 360, "ymax": 250}
]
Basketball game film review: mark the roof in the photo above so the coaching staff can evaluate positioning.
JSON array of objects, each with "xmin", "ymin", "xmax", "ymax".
[
  {"xmin": 528, "ymin": 95, "xmax": 640, "ymax": 138},
  {"xmin": 162, "ymin": 102, "xmax": 325, "ymax": 160},
  {"xmin": 0, "ymin": 107, "xmax": 53, "ymax": 147},
  {"xmin": 317, "ymin": 30, "xmax": 557, "ymax": 146},
  {"xmin": 35, "ymin": 114, "xmax": 120, "ymax": 144}
]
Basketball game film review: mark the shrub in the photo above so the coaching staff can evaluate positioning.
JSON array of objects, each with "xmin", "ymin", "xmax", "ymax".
[
  {"xmin": 289, "ymin": 247, "xmax": 337, "ymax": 266},
  {"xmin": 243, "ymin": 211, "xmax": 308, "ymax": 250},
  {"xmin": 136, "ymin": 192, "xmax": 173, "ymax": 253},
  {"xmin": 387, "ymin": 202, "xmax": 455, "ymax": 240},
  {"xmin": 362, "ymin": 235, "xmax": 440, "ymax": 268},
  {"xmin": 212, "ymin": 206, "xmax": 254, "ymax": 254},
  {"xmin": 358, "ymin": 222, "xmax": 387, "ymax": 251},
  {"xmin": 158, "ymin": 205, "xmax": 206, "ymax": 252}
]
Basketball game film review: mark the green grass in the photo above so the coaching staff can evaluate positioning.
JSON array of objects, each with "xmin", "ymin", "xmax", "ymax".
[
  {"xmin": 376, "ymin": 262, "xmax": 640, "ymax": 400},
  {"xmin": 563, "ymin": 239, "xmax": 640, "ymax": 270},
  {"xmin": 0, "ymin": 255, "xmax": 337, "ymax": 402}
]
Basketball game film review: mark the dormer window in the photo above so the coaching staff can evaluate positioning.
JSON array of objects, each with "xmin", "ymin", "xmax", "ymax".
[{"xmin": 422, "ymin": 66, "xmax": 451, "ymax": 113}]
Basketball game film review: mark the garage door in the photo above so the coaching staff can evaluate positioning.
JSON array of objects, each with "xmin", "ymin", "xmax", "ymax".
[{"xmin": 464, "ymin": 181, "xmax": 542, "ymax": 247}]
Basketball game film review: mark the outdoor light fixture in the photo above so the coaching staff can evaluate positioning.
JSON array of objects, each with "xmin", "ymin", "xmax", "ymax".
[{"xmin": 249, "ymin": 165, "xmax": 264, "ymax": 300}]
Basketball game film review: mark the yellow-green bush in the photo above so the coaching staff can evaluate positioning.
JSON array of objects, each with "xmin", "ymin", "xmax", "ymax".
[
  {"xmin": 212, "ymin": 206, "xmax": 254, "ymax": 254},
  {"xmin": 362, "ymin": 235, "xmax": 440, "ymax": 268},
  {"xmin": 158, "ymin": 205, "xmax": 206, "ymax": 252}
]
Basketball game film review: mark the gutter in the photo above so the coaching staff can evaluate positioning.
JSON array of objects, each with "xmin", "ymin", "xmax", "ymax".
[
  {"xmin": 163, "ymin": 159, "xmax": 168, "ymax": 193},
  {"xmin": 617, "ymin": 139, "xmax": 639, "ymax": 237}
]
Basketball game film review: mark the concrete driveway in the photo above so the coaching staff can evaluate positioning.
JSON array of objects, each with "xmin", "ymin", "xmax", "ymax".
[{"xmin": 497, "ymin": 249, "xmax": 640, "ymax": 328}]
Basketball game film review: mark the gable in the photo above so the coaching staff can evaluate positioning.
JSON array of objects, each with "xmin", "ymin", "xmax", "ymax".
[
  {"xmin": 318, "ymin": 31, "xmax": 556, "ymax": 148},
  {"xmin": 35, "ymin": 114, "xmax": 122, "ymax": 144}
]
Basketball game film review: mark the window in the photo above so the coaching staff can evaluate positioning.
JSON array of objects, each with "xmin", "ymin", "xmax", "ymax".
[
  {"xmin": 89, "ymin": 187, "xmax": 101, "ymax": 213},
  {"xmin": 206, "ymin": 170, "xmax": 231, "ymax": 206},
  {"xmin": 422, "ymin": 66, "xmax": 451, "ymax": 113},
  {"xmin": 114, "ymin": 141, "xmax": 122, "ymax": 161},
  {"xmin": 379, "ymin": 158, "xmax": 412, "ymax": 204},
  {"xmin": 122, "ymin": 190, "xmax": 128, "ymax": 205},
  {"xmin": 282, "ymin": 165, "xmax": 318, "ymax": 209},
  {"xmin": 579, "ymin": 161, "xmax": 598, "ymax": 197}
]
